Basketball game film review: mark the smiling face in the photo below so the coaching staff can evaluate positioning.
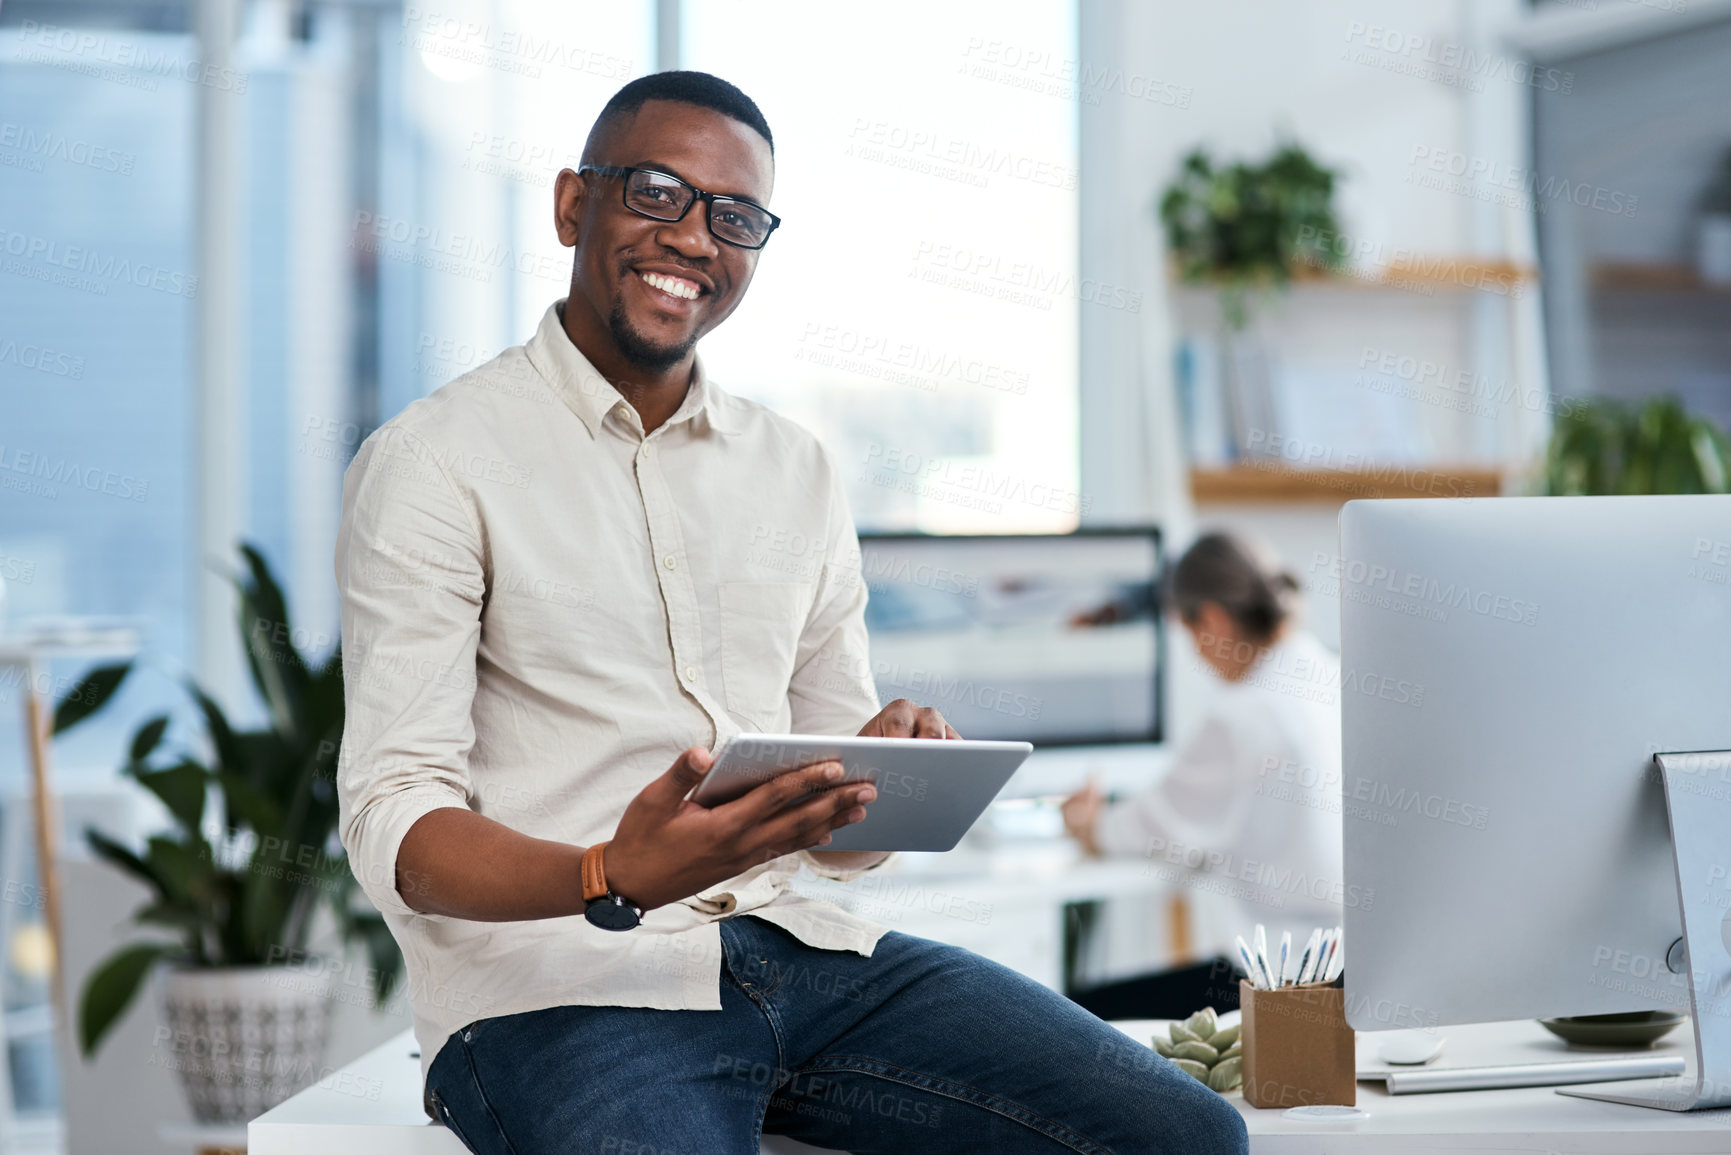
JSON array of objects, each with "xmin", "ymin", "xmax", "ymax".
[{"xmin": 555, "ymin": 99, "xmax": 774, "ymax": 375}]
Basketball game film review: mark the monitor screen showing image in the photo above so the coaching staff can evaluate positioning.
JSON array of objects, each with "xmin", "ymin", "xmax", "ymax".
[{"xmin": 858, "ymin": 531, "xmax": 1164, "ymax": 746}]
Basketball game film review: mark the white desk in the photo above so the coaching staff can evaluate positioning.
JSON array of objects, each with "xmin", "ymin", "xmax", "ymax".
[
  {"xmin": 245, "ymin": 1031, "xmax": 836, "ymax": 1155},
  {"xmin": 247, "ymin": 849, "xmax": 1167, "ymax": 1154},
  {"xmin": 1111, "ymin": 1016, "xmax": 1731, "ymax": 1152},
  {"xmin": 251, "ymin": 1018, "xmax": 1731, "ymax": 1154}
]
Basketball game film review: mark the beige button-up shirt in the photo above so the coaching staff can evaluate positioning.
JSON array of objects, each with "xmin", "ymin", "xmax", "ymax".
[{"xmin": 336, "ymin": 300, "xmax": 891, "ymax": 1079}]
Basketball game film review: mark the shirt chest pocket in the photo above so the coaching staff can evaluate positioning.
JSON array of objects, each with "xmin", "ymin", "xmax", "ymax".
[{"xmin": 719, "ymin": 581, "xmax": 813, "ymax": 728}]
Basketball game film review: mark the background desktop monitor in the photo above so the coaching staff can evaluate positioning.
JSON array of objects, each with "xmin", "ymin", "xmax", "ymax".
[
  {"xmin": 857, "ymin": 530, "xmax": 1164, "ymax": 747},
  {"xmin": 1340, "ymin": 495, "xmax": 1731, "ymax": 1031}
]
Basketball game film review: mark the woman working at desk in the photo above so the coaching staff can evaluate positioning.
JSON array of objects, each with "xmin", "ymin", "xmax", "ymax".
[{"xmin": 1061, "ymin": 531, "xmax": 1343, "ymax": 1018}]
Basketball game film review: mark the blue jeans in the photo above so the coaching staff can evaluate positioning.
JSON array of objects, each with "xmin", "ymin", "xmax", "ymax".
[{"xmin": 426, "ymin": 914, "xmax": 1247, "ymax": 1154}]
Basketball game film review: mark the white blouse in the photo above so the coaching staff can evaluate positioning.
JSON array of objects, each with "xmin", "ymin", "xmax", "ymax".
[{"xmin": 1093, "ymin": 630, "xmax": 1347, "ymax": 956}]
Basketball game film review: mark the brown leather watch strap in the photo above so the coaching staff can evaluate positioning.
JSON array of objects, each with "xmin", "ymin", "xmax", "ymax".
[{"xmin": 581, "ymin": 841, "xmax": 611, "ymax": 903}]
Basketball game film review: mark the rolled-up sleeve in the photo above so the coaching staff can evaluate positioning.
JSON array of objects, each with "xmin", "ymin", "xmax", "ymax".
[{"xmin": 335, "ymin": 424, "xmax": 485, "ymax": 918}]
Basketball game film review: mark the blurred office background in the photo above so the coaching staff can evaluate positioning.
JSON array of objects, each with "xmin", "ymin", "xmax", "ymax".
[{"xmin": 3, "ymin": 0, "xmax": 1730, "ymax": 1149}]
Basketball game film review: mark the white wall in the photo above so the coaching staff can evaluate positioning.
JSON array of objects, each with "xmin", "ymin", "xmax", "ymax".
[
  {"xmin": 1084, "ymin": 0, "xmax": 1546, "ymax": 662},
  {"xmin": 1071, "ymin": 0, "xmax": 1549, "ymax": 981}
]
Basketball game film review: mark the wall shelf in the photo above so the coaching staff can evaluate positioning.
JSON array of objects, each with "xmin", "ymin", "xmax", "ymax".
[
  {"xmin": 1190, "ymin": 463, "xmax": 1504, "ymax": 505},
  {"xmin": 1590, "ymin": 262, "xmax": 1731, "ymax": 295},
  {"xmin": 1174, "ymin": 257, "xmax": 1538, "ymax": 297}
]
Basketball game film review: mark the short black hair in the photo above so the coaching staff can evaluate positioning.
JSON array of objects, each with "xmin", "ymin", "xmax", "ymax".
[{"xmin": 583, "ymin": 70, "xmax": 773, "ymax": 161}]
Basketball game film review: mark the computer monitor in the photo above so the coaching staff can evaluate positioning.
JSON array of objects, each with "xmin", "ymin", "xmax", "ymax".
[
  {"xmin": 1340, "ymin": 494, "xmax": 1731, "ymax": 1110},
  {"xmin": 858, "ymin": 530, "xmax": 1164, "ymax": 747}
]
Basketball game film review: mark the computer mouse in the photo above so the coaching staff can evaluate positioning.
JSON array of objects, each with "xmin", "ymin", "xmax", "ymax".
[{"xmin": 1376, "ymin": 1031, "xmax": 1445, "ymax": 1065}]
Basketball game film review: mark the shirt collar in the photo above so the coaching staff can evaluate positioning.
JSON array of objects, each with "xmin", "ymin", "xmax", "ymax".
[{"xmin": 524, "ymin": 299, "xmax": 743, "ymax": 439}]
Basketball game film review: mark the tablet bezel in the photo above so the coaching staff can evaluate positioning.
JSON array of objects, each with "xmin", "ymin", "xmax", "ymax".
[{"xmin": 688, "ymin": 733, "xmax": 1033, "ymax": 852}]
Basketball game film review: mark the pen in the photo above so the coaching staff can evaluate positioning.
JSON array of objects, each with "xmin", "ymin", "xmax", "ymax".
[
  {"xmin": 1324, "ymin": 933, "xmax": 1345, "ymax": 982},
  {"xmin": 1235, "ymin": 936, "xmax": 1262, "ymax": 990},
  {"xmin": 1295, "ymin": 928, "xmax": 1321, "ymax": 985},
  {"xmin": 1252, "ymin": 924, "xmax": 1273, "ymax": 990},
  {"xmin": 1314, "ymin": 927, "xmax": 1334, "ymax": 983},
  {"xmin": 1277, "ymin": 931, "xmax": 1292, "ymax": 988}
]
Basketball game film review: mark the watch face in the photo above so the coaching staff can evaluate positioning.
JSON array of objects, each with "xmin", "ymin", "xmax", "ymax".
[{"xmin": 585, "ymin": 896, "xmax": 641, "ymax": 931}]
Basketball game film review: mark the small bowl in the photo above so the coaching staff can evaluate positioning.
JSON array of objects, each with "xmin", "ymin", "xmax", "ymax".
[{"xmin": 1538, "ymin": 1011, "xmax": 1685, "ymax": 1049}]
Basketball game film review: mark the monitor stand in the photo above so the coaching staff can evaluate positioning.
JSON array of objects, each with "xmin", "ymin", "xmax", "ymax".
[{"xmin": 1560, "ymin": 751, "xmax": 1731, "ymax": 1111}]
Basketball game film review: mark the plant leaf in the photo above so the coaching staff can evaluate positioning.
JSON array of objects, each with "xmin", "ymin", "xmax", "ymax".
[
  {"xmin": 186, "ymin": 680, "xmax": 244, "ymax": 777},
  {"xmin": 1543, "ymin": 396, "xmax": 1731, "ymax": 497},
  {"xmin": 233, "ymin": 730, "xmax": 298, "ymax": 805},
  {"xmin": 236, "ymin": 544, "xmax": 311, "ymax": 741},
  {"xmin": 144, "ymin": 836, "xmax": 208, "ymax": 906},
  {"xmin": 129, "ymin": 760, "xmax": 208, "ymax": 835},
  {"xmin": 78, "ymin": 942, "xmax": 172, "ymax": 1057},
  {"xmin": 128, "ymin": 715, "xmax": 171, "ymax": 762},
  {"xmin": 312, "ymin": 643, "xmax": 345, "ymax": 711},
  {"xmin": 134, "ymin": 900, "xmax": 202, "ymax": 931},
  {"xmin": 52, "ymin": 662, "xmax": 132, "ymax": 735},
  {"xmin": 239, "ymin": 863, "xmax": 293, "ymax": 962},
  {"xmin": 85, "ymin": 827, "xmax": 169, "ymax": 898},
  {"xmin": 133, "ymin": 899, "xmax": 205, "ymax": 960},
  {"xmin": 216, "ymin": 769, "xmax": 283, "ymax": 834},
  {"xmin": 1691, "ymin": 424, "xmax": 1729, "ymax": 493}
]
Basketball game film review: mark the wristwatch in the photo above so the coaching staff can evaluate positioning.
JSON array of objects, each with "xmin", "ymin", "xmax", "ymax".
[{"xmin": 581, "ymin": 841, "xmax": 642, "ymax": 931}]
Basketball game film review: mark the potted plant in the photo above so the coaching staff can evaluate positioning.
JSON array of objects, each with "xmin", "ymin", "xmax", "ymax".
[
  {"xmin": 1158, "ymin": 141, "xmax": 1347, "ymax": 328},
  {"xmin": 1545, "ymin": 395, "xmax": 1731, "ymax": 495},
  {"xmin": 54, "ymin": 545, "xmax": 401, "ymax": 1123}
]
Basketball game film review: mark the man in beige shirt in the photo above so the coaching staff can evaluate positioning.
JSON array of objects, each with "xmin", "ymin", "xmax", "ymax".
[{"xmin": 337, "ymin": 70, "xmax": 1245, "ymax": 1155}]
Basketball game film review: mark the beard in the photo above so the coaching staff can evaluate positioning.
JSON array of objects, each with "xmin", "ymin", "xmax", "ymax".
[{"xmin": 607, "ymin": 286, "xmax": 701, "ymax": 373}]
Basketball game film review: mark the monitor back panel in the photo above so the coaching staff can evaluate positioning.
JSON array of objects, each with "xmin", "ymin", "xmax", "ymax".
[{"xmin": 1340, "ymin": 494, "xmax": 1731, "ymax": 1028}]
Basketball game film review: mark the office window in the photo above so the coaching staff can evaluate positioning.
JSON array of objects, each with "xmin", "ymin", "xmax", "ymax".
[
  {"xmin": 0, "ymin": 28, "xmax": 197, "ymax": 768},
  {"xmin": 684, "ymin": 0, "xmax": 1081, "ymax": 532},
  {"xmin": 379, "ymin": 0, "xmax": 655, "ymax": 420}
]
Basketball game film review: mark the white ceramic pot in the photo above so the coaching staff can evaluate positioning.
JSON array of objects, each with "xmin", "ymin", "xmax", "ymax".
[{"xmin": 156, "ymin": 965, "xmax": 334, "ymax": 1123}]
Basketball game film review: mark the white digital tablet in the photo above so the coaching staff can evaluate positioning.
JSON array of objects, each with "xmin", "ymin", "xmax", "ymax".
[{"xmin": 688, "ymin": 733, "xmax": 1034, "ymax": 852}]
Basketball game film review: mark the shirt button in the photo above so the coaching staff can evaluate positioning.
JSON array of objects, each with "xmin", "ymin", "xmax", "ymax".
[
  {"xmin": 640, "ymin": 443, "xmax": 652, "ymax": 457},
  {"xmin": 663, "ymin": 555, "xmax": 677, "ymax": 570},
  {"xmin": 684, "ymin": 666, "xmax": 697, "ymax": 682}
]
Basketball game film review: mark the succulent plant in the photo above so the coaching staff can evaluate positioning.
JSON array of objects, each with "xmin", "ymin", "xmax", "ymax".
[{"xmin": 1153, "ymin": 1007, "xmax": 1242, "ymax": 1093}]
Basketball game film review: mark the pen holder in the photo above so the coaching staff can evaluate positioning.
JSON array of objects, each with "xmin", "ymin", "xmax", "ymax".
[{"xmin": 1238, "ymin": 979, "xmax": 1356, "ymax": 1109}]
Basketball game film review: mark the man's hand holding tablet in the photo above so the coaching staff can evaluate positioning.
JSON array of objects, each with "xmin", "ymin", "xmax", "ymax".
[
  {"xmin": 602, "ymin": 699, "xmax": 967, "ymax": 912},
  {"xmin": 806, "ymin": 697, "xmax": 962, "ymax": 872}
]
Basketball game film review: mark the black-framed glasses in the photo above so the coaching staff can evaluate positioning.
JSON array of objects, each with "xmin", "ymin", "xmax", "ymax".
[{"xmin": 578, "ymin": 164, "xmax": 781, "ymax": 250}]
